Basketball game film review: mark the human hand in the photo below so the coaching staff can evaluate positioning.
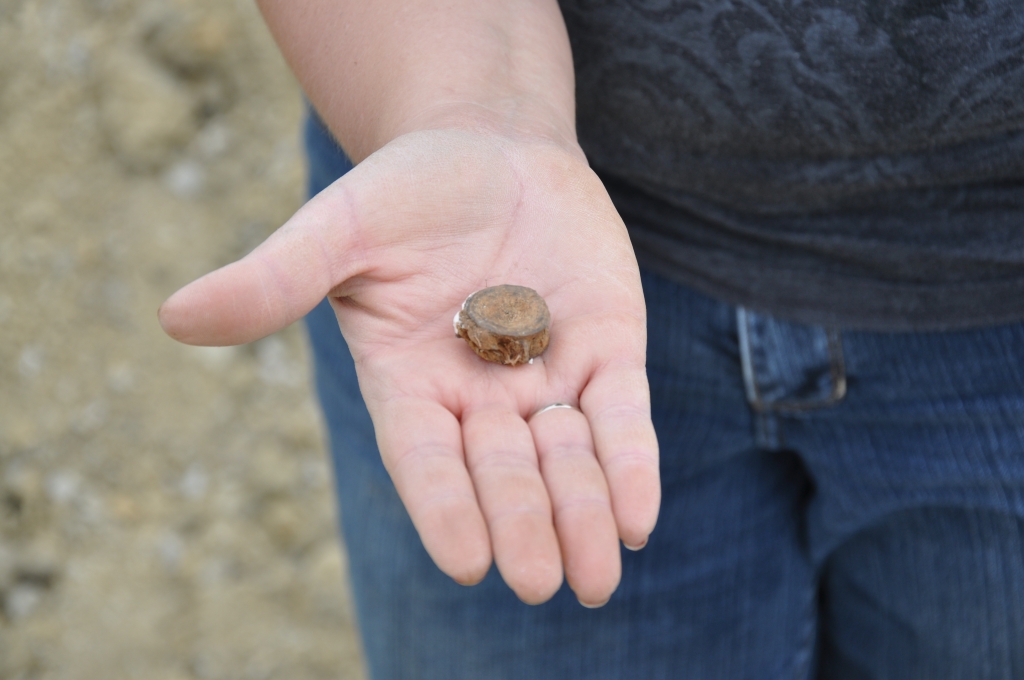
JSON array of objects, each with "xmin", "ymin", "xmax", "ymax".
[{"xmin": 158, "ymin": 128, "xmax": 660, "ymax": 607}]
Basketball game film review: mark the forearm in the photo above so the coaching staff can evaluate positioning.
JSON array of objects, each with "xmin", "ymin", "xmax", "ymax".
[{"xmin": 256, "ymin": 0, "xmax": 577, "ymax": 161}]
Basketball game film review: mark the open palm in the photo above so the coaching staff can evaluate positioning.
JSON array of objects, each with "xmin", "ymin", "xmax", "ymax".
[{"xmin": 159, "ymin": 128, "xmax": 660, "ymax": 607}]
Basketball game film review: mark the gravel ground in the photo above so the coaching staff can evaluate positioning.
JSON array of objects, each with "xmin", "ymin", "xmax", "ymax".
[{"xmin": 1, "ymin": 1, "xmax": 366, "ymax": 677}]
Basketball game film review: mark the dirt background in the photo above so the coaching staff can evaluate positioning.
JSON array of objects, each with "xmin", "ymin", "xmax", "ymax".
[{"xmin": 1, "ymin": 0, "xmax": 366, "ymax": 677}]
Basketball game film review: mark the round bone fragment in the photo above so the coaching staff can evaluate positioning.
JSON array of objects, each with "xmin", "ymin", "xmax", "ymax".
[{"xmin": 456, "ymin": 285, "xmax": 550, "ymax": 366}]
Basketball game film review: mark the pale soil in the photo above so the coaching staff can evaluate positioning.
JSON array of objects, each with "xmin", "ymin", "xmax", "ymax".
[{"xmin": 0, "ymin": 1, "xmax": 365, "ymax": 677}]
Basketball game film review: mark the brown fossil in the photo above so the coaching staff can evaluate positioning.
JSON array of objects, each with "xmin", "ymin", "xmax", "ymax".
[{"xmin": 455, "ymin": 285, "xmax": 550, "ymax": 366}]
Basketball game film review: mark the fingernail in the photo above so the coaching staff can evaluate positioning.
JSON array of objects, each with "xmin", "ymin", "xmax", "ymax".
[
  {"xmin": 579, "ymin": 598, "xmax": 609, "ymax": 609},
  {"xmin": 451, "ymin": 573, "xmax": 485, "ymax": 587},
  {"xmin": 624, "ymin": 538, "xmax": 648, "ymax": 551}
]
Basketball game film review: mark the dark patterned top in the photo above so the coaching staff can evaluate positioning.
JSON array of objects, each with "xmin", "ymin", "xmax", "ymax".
[{"xmin": 560, "ymin": 0, "xmax": 1024, "ymax": 329}]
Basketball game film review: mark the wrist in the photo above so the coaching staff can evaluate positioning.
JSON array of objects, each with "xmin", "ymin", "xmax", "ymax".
[{"xmin": 386, "ymin": 98, "xmax": 582, "ymax": 161}]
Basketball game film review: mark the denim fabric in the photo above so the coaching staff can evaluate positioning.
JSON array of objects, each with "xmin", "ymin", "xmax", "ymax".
[{"xmin": 303, "ymin": 113, "xmax": 1024, "ymax": 680}]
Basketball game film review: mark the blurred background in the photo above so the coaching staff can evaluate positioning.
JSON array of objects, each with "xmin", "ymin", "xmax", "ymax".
[{"xmin": 0, "ymin": 0, "xmax": 365, "ymax": 677}]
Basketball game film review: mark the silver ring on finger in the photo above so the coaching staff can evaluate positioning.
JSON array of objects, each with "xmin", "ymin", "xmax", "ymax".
[{"xmin": 529, "ymin": 403, "xmax": 579, "ymax": 421}]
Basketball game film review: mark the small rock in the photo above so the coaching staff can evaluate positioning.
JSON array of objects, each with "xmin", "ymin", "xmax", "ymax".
[
  {"xmin": 189, "ymin": 345, "xmax": 239, "ymax": 371},
  {"xmin": 307, "ymin": 542, "xmax": 344, "ymax": 586},
  {"xmin": 247, "ymin": 446, "xmax": 298, "ymax": 496},
  {"xmin": 17, "ymin": 345, "xmax": 44, "ymax": 379},
  {"xmin": 1, "ymin": 421, "xmax": 38, "ymax": 456},
  {"xmin": 261, "ymin": 499, "xmax": 301, "ymax": 550},
  {"xmin": 67, "ymin": 38, "xmax": 90, "ymax": 76},
  {"xmin": 2, "ymin": 466, "xmax": 43, "ymax": 525},
  {"xmin": 109, "ymin": 494, "xmax": 139, "ymax": 521},
  {"xmin": 302, "ymin": 542, "xmax": 351, "ymax": 621},
  {"xmin": 71, "ymin": 399, "xmax": 108, "ymax": 434},
  {"xmin": 45, "ymin": 470, "xmax": 81, "ymax": 505},
  {"xmin": 106, "ymin": 362, "xmax": 136, "ymax": 393},
  {"xmin": 256, "ymin": 336, "xmax": 302, "ymax": 387},
  {"xmin": 0, "ymin": 543, "xmax": 15, "ymax": 591},
  {"xmin": 98, "ymin": 45, "xmax": 197, "ymax": 170},
  {"xmin": 195, "ymin": 120, "xmax": 230, "ymax": 158},
  {"xmin": 75, "ymin": 492, "xmax": 106, "ymax": 525},
  {"xmin": 299, "ymin": 459, "xmax": 328, "ymax": 490},
  {"xmin": 145, "ymin": 9, "xmax": 234, "ymax": 75},
  {"xmin": 4, "ymin": 542, "xmax": 61, "ymax": 619},
  {"xmin": 266, "ymin": 139, "xmax": 300, "ymax": 186},
  {"xmin": 157, "ymin": 532, "xmax": 185, "ymax": 573},
  {"xmin": 49, "ymin": 247, "xmax": 76, "ymax": 277},
  {"xmin": 15, "ymin": 549, "xmax": 60, "ymax": 587},
  {"xmin": 4, "ymin": 583, "xmax": 43, "ymax": 621},
  {"xmin": 199, "ymin": 557, "xmax": 238, "ymax": 587},
  {"xmin": 163, "ymin": 159, "xmax": 205, "ymax": 198},
  {"xmin": 179, "ymin": 462, "xmax": 208, "ymax": 500}
]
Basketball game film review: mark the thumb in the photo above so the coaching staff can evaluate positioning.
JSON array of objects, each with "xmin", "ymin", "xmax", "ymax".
[{"xmin": 158, "ymin": 185, "xmax": 359, "ymax": 346}]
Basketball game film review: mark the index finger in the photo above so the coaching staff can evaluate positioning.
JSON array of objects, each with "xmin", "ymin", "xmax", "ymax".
[{"xmin": 373, "ymin": 395, "xmax": 493, "ymax": 586}]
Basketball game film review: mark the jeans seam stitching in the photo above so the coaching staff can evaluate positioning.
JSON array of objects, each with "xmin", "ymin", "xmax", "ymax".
[
  {"xmin": 790, "ymin": 584, "xmax": 818, "ymax": 680},
  {"xmin": 737, "ymin": 307, "xmax": 767, "ymax": 411}
]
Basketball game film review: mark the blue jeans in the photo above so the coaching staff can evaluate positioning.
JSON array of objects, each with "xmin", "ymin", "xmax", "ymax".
[{"xmin": 303, "ymin": 112, "xmax": 1024, "ymax": 680}]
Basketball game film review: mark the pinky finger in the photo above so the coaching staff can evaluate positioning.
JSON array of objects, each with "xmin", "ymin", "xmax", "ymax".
[{"xmin": 580, "ymin": 364, "xmax": 660, "ymax": 549}]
